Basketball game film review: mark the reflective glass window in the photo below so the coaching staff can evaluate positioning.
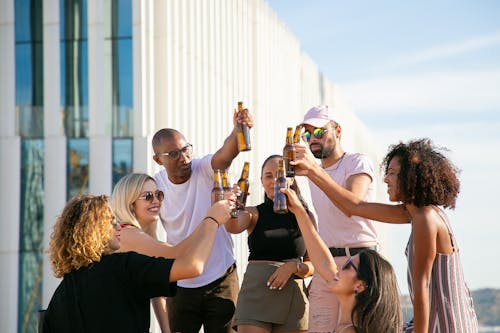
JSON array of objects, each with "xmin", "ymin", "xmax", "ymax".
[
  {"xmin": 67, "ymin": 138, "xmax": 90, "ymax": 198},
  {"xmin": 15, "ymin": 0, "xmax": 44, "ymax": 138},
  {"xmin": 18, "ymin": 139, "xmax": 45, "ymax": 333},
  {"xmin": 112, "ymin": 138, "xmax": 133, "ymax": 187},
  {"xmin": 60, "ymin": 0, "xmax": 89, "ymax": 138}
]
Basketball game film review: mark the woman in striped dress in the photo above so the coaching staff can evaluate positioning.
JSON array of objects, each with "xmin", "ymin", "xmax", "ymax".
[{"xmin": 292, "ymin": 138, "xmax": 478, "ymax": 333}]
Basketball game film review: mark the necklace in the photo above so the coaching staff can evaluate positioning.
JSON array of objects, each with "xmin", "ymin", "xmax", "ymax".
[
  {"xmin": 333, "ymin": 322, "xmax": 353, "ymax": 333},
  {"xmin": 322, "ymin": 152, "xmax": 346, "ymax": 170}
]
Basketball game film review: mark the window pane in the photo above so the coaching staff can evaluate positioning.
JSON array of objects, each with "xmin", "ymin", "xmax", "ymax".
[
  {"xmin": 19, "ymin": 138, "xmax": 45, "ymax": 333},
  {"xmin": 61, "ymin": 0, "xmax": 89, "ymax": 138},
  {"xmin": 67, "ymin": 138, "xmax": 89, "ymax": 198},
  {"xmin": 112, "ymin": 138, "xmax": 133, "ymax": 187}
]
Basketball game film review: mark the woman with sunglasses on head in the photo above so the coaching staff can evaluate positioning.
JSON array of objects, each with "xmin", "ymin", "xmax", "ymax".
[
  {"xmin": 280, "ymin": 187, "xmax": 402, "ymax": 333},
  {"xmin": 41, "ymin": 194, "xmax": 234, "ymax": 333},
  {"xmin": 292, "ymin": 138, "xmax": 479, "ymax": 333},
  {"xmin": 111, "ymin": 173, "xmax": 236, "ymax": 333},
  {"xmin": 225, "ymin": 155, "xmax": 315, "ymax": 332}
]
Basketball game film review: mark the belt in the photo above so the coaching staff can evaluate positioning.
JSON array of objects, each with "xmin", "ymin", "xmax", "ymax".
[{"xmin": 328, "ymin": 246, "xmax": 377, "ymax": 257}]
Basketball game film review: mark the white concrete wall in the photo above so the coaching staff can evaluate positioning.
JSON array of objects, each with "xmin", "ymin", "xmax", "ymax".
[
  {"xmin": 0, "ymin": 1, "xmax": 20, "ymax": 332},
  {"xmin": 140, "ymin": 0, "xmax": 386, "ymax": 289}
]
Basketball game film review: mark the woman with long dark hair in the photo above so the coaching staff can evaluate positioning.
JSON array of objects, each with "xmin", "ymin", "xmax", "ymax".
[{"xmin": 282, "ymin": 187, "xmax": 402, "ymax": 333}]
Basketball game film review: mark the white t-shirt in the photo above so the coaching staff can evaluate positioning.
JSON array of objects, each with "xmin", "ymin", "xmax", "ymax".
[
  {"xmin": 309, "ymin": 152, "xmax": 378, "ymax": 248},
  {"xmin": 154, "ymin": 154, "xmax": 235, "ymax": 288}
]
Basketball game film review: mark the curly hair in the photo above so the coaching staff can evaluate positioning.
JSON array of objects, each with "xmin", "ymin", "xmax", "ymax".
[
  {"xmin": 111, "ymin": 173, "xmax": 156, "ymax": 231},
  {"xmin": 49, "ymin": 195, "xmax": 116, "ymax": 278},
  {"xmin": 382, "ymin": 138, "xmax": 460, "ymax": 209},
  {"xmin": 352, "ymin": 249, "xmax": 403, "ymax": 333}
]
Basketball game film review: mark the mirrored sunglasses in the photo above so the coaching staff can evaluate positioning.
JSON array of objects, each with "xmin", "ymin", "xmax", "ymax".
[
  {"xmin": 341, "ymin": 257, "xmax": 359, "ymax": 273},
  {"xmin": 303, "ymin": 128, "xmax": 330, "ymax": 141}
]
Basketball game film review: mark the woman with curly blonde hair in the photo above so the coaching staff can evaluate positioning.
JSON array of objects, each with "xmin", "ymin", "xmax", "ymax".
[
  {"xmin": 293, "ymin": 138, "xmax": 478, "ymax": 333},
  {"xmin": 42, "ymin": 194, "xmax": 234, "ymax": 333}
]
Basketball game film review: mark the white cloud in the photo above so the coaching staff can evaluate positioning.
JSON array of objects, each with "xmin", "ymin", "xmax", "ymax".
[
  {"xmin": 339, "ymin": 69, "xmax": 500, "ymax": 115},
  {"xmin": 374, "ymin": 31, "xmax": 500, "ymax": 71}
]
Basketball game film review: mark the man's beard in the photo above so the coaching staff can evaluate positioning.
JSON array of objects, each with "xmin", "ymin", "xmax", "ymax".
[{"xmin": 310, "ymin": 143, "xmax": 334, "ymax": 159}]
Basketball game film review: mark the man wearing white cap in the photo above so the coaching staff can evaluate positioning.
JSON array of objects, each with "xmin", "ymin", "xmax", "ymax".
[{"xmin": 293, "ymin": 105, "xmax": 379, "ymax": 332}]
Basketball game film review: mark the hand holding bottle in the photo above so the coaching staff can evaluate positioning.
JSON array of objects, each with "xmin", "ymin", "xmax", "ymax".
[{"xmin": 290, "ymin": 143, "xmax": 320, "ymax": 177}]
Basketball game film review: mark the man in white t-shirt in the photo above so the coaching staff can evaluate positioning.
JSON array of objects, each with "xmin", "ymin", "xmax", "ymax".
[
  {"xmin": 152, "ymin": 109, "xmax": 253, "ymax": 333},
  {"xmin": 294, "ymin": 105, "xmax": 378, "ymax": 332}
]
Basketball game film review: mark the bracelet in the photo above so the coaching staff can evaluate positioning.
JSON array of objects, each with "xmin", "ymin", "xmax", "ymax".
[
  {"xmin": 204, "ymin": 216, "xmax": 220, "ymax": 227},
  {"xmin": 296, "ymin": 262, "xmax": 301, "ymax": 274}
]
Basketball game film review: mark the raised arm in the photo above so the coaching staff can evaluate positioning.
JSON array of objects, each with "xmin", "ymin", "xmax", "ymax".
[
  {"xmin": 292, "ymin": 144, "xmax": 410, "ymax": 224},
  {"xmin": 169, "ymin": 199, "xmax": 234, "ymax": 281},
  {"xmin": 281, "ymin": 187, "xmax": 338, "ymax": 282},
  {"xmin": 211, "ymin": 107, "xmax": 254, "ymax": 170}
]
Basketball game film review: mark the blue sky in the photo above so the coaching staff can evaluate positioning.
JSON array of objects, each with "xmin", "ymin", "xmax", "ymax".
[{"xmin": 267, "ymin": 0, "xmax": 500, "ymax": 294}]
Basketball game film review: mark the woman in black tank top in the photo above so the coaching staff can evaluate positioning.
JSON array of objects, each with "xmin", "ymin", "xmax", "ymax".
[{"xmin": 225, "ymin": 155, "xmax": 316, "ymax": 332}]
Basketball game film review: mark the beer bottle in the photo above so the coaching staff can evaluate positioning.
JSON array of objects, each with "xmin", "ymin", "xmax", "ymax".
[
  {"xmin": 293, "ymin": 125, "xmax": 301, "ymax": 144},
  {"xmin": 211, "ymin": 169, "xmax": 224, "ymax": 205},
  {"xmin": 273, "ymin": 159, "xmax": 288, "ymax": 214},
  {"xmin": 221, "ymin": 169, "xmax": 232, "ymax": 197},
  {"xmin": 236, "ymin": 101, "xmax": 251, "ymax": 151},
  {"xmin": 283, "ymin": 127, "xmax": 296, "ymax": 177},
  {"xmin": 236, "ymin": 162, "xmax": 250, "ymax": 209}
]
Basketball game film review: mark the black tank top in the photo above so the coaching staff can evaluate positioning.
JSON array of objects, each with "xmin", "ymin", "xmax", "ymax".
[{"xmin": 247, "ymin": 197, "xmax": 306, "ymax": 261}]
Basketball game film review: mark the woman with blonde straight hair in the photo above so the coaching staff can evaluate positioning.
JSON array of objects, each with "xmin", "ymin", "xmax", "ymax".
[{"xmin": 111, "ymin": 172, "xmax": 236, "ymax": 332}]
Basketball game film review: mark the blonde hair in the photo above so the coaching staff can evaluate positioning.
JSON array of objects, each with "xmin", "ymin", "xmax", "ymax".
[
  {"xmin": 49, "ymin": 195, "xmax": 115, "ymax": 277},
  {"xmin": 111, "ymin": 173, "xmax": 157, "ymax": 233}
]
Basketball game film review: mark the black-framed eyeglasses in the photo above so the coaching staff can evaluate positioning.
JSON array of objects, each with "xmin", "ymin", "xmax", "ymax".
[
  {"xmin": 302, "ymin": 127, "xmax": 330, "ymax": 141},
  {"xmin": 137, "ymin": 190, "xmax": 164, "ymax": 202},
  {"xmin": 157, "ymin": 144, "xmax": 193, "ymax": 160},
  {"xmin": 341, "ymin": 257, "xmax": 359, "ymax": 273}
]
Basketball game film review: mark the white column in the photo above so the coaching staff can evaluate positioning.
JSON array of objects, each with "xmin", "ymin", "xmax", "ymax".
[
  {"xmin": 132, "ymin": 0, "xmax": 150, "ymax": 174},
  {"xmin": 0, "ymin": 1, "xmax": 20, "ymax": 332},
  {"xmin": 88, "ymin": 0, "xmax": 112, "ymax": 195},
  {"xmin": 42, "ymin": 0, "xmax": 65, "ymax": 307}
]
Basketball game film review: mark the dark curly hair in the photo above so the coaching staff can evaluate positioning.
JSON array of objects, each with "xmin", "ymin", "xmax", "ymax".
[{"xmin": 382, "ymin": 138, "xmax": 460, "ymax": 209}]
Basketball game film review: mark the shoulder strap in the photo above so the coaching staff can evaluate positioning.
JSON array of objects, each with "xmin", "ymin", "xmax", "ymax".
[{"xmin": 432, "ymin": 206, "xmax": 455, "ymax": 250}]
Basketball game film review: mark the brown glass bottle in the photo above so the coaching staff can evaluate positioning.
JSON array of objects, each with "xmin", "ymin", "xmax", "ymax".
[
  {"xmin": 283, "ymin": 127, "xmax": 296, "ymax": 177},
  {"xmin": 293, "ymin": 125, "xmax": 302, "ymax": 144},
  {"xmin": 221, "ymin": 169, "xmax": 232, "ymax": 197},
  {"xmin": 273, "ymin": 159, "xmax": 288, "ymax": 214},
  {"xmin": 236, "ymin": 101, "xmax": 251, "ymax": 151},
  {"xmin": 236, "ymin": 161, "xmax": 250, "ymax": 209},
  {"xmin": 211, "ymin": 169, "xmax": 224, "ymax": 205}
]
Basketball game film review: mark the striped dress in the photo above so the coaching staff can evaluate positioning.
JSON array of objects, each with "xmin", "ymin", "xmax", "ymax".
[{"xmin": 404, "ymin": 208, "xmax": 478, "ymax": 333}]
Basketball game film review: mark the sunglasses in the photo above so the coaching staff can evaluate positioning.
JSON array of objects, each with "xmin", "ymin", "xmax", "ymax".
[
  {"xmin": 341, "ymin": 257, "xmax": 359, "ymax": 273},
  {"xmin": 157, "ymin": 144, "xmax": 193, "ymax": 160},
  {"xmin": 137, "ymin": 190, "xmax": 164, "ymax": 202},
  {"xmin": 302, "ymin": 128, "xmax": 330, "ymax": 141}
]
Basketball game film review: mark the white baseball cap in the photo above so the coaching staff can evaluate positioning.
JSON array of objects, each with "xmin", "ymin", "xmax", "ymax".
[{"xmin": 301, "ymin": 105, "xmax": 336, "ymax": 127}]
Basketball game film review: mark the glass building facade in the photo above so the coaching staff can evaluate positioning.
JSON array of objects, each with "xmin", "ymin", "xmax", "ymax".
[
  {"xmin": 61, "ymin": 0, "xmax": 90, "ymax": 199},
  {"xmin": 12, "ymin": 0, "xmax": 133, "ymax": 331},
  {"xmin": 107, "ymin": 0, "xmax": 133, "ymax": 188},
  {"xmin": 15, "ymin": 0, "xmax": 45, "ymax": 332}
]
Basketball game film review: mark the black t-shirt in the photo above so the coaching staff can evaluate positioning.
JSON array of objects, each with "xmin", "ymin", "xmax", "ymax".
[
  {"xmin": 43, "ymin": 252, "xmax": 176, "ymax": 333},
  {"xmin": 248, "ymin": 198, "xmax": 306, "ymax": 261}
]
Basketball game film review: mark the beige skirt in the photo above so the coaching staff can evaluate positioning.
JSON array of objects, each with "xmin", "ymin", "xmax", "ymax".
[{"xmin": 234, "ymin": 261, "xmax": 308, "ymax": 327}]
